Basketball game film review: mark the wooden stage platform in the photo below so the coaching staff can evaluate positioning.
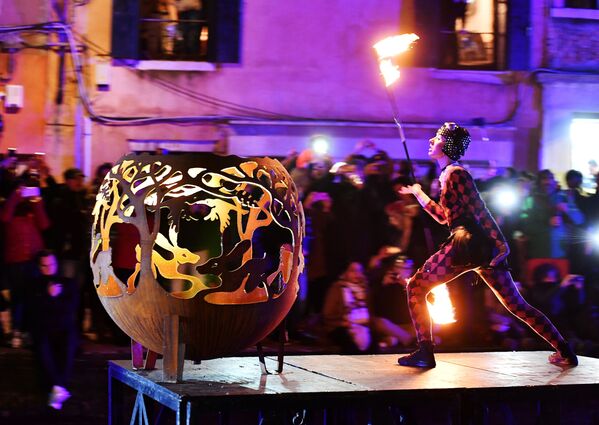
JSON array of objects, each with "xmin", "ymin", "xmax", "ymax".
[{"xmin": 109, "ymin": 351, "xmax": 599, "ymax": 425}]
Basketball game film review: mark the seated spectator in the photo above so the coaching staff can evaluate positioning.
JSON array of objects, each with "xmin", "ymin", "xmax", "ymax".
[
  {"xmin": 367, "ymin": 248, "xmax": 415, "ymax": 349},
  {"xmin": 322, "ymin": 262, "xmax": 372, "ymax": 353}
]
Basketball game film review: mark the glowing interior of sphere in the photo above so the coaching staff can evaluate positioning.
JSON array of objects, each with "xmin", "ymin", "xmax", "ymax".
[{"xmin": 89, "ymin": 153, "xmax": 305, "ymax": 359}]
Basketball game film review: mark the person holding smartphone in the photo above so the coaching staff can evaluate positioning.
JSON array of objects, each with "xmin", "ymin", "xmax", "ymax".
[{"xmin": 1, "ymin": 179, "xmax": 50, "ymax": 348}]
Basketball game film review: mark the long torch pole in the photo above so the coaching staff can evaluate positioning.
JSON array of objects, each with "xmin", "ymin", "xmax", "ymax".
[
  {"xmin": 385, "ymin": 85, "xmax": 434, "ymax": 252},
  {"xmin": 384, "ymin": 87, "xmax": 416, "ymax": 183},
  {"xmin": 373, "ymin": 34, "xmax": 435, "ymax": 254}
]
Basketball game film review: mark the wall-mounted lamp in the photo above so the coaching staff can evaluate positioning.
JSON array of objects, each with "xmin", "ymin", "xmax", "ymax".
[
  {"xmin": 95, "ymin": 59, "xmax": 111, "ymax": 92},
  {"xmin": 4, "ymin": 84, "xmax": 24, "ymax": 113}
]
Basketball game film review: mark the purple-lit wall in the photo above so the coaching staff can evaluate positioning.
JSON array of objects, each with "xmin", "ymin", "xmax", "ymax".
[
  {"xmin": 537, "ymin": 5, "xmax": 599, "ymax": 175},
  {"xmin": 3, "ymin": 0, "xmax": 599, "ymax": 177},
  {"xmin": 86, "ymin": 0, "xmax": 524, "ymax": 173}
]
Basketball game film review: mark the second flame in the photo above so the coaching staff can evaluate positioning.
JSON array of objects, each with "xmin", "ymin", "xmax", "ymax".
[{"xmin": 427, "ymin": 283, "xmax": 457, "ymax": 325}]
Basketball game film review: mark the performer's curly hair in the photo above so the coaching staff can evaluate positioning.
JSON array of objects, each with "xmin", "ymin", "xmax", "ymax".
[{"xmin": 437, "ymin": 122, "xmax": 471, "ymax": 161}]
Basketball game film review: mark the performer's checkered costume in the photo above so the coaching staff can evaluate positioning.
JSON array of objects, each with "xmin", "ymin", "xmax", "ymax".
[{"xmin": 407, "ymin": 164, "xmax": 567, "ymax": 350}]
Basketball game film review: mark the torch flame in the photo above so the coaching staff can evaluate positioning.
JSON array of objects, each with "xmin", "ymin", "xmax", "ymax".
[
  {"xmin": 378, "ymin": 59, "xmax": 401, "ymax": 87},
  {"xmin": 427, "ymin": 283, "xmax": 456, "ymax": 325},
  {"xmin": 373, "ymin": 33, "xmax": 420, "ymax": 59},
  {"xmin": 373, "ymin": 33, "xmax": 420, "ymax": 87}
]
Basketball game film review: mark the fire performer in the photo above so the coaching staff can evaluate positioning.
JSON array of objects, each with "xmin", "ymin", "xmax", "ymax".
[{"xmin": 397, "ymin": 122, "xmax": 578, "ymax": 368}]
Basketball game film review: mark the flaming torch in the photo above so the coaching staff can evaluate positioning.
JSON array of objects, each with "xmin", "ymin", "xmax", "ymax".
[
  {"xmin": 373, "ymin": 33, "xmax": 419, "ymax": 182},
  {"xmin": 374, "ymin": 34, "xmax": 457, "ymax": 325}
]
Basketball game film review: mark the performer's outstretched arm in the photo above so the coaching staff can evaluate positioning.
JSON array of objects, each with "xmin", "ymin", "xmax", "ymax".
[{"xmin": 402, "ymin": 183, "xmax": 448, "ymax": 225}]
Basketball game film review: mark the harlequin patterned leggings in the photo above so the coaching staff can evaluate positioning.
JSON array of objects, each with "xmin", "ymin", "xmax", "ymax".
[{"xmin": 406, "ymin": 241, "xmax": 566, "ymax": 350}]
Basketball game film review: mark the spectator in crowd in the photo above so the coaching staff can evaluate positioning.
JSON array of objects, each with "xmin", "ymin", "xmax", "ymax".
[
  {"xmin": 386, "ymin": 176, "xmax": 432, "ymax": 266},
  {"xmin": 584, "ymin": 170, "xmax": 599, "ymax": 223},
  {"xmin": 563, "ymin": 169, "xmax": 592, "ymax": 275},
  {"xmin": 565, "ymin": 169, "xmax": 588, "ymax": 212},
  {"xmin": 302, "ymin": 190, "xmax": 335, "ymax": 320},
  {"xmin": 90, "ymin": 162, "xmax": 112, "ymax": 196},
  {"xmin": 367, "ymin": 247, "xmax": 415, "ymax": 349},
  {"xmin": 46, "ymin": 168, "xmax": 94, "ymax": 337},
  {"xmin": 322, "ymin": 262, "xmax": 373, "ymax": 353},
  {"xmin": 0, "ymin": 283, "xmax": 10, "ymax": 344},
  {"xmin": 519, "ymin": 169, "xmax": 584, "ymax": 261},
  {"xmin": 323, "ymin": 257, "xmax": 416, "ymax": 353},
  {"xmin": 344, "ymin": 139, "xmax": 385, "ymax": 176},
  {"xmin": 289, "ymin": 148, "xmax": 332, "ymax": 200},
  {"xmin": 480, "ymin": 171, "xmax": 530, "ymax": 281},
  {"xmin": 528, "ymin": 263, "xmax": 584, "ymax": 337},
  {"xmin": 327, "ymin": 161, "xmax": 364, "ymax": 282},
  {"xmin": 396, "ymin": 159, "xmax": 415, "ymax": 183},
  {"xmin": 586, "ymin": 159, "xmax": 599, "ymax": 192},
  {"xmin": 353, "ymin": 150, "xmax": 396, "ymax": 264},
  {"xmin": 1, "ymin": 178, "xmax": 50, "ymax": 348},
  {"xmin": 419, "ymin": 161, "xmax": 440, "ymax": 199},
  {"xmin": 30, "ymin": 250, "xmax": 78, "ymax": 410},
  {"xmin": 0, "ymin": 154, "xmax": 19, "ymax": 199}
]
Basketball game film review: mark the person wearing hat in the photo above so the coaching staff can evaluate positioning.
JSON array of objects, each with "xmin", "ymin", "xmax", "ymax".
[
  {"xmin": 63, "ymin": 167, "xmax": 85, "ymax": 183},
  {"xmin": 396, "ymin": 122, "xmax": 578, "ymax": 368},
  {"xmin": 46, "ymin": 167, "xmax": 93, "ymax": 337}
]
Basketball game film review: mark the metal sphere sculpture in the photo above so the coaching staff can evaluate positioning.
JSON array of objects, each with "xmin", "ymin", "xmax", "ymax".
[{"xmin": 90, "ymin": 153, "xmax": 304, "ymax": 360}]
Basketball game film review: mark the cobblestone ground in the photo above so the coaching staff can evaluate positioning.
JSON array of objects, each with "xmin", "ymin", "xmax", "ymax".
[
  {"xmin": 0, "ymin": 340, "xmax": 130, "ymax": 425},
  {"xmin": 0, "ymin": 334, "xmax": 330, "ymax": 425}
]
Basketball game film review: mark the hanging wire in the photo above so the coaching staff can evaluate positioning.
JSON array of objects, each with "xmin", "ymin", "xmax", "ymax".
[
  {"xmin": 72, "ymin": 31, "xmax": 307, "ymax": 120},
  {"xmin": 1, "ymin": 21, "xmax": 309, "ymax": 125}
]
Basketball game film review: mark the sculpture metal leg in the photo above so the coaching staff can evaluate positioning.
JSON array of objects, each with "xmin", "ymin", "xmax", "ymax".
[{"xmin": 163, "ymin": 315, "xmax": 185, "ymax": 382}]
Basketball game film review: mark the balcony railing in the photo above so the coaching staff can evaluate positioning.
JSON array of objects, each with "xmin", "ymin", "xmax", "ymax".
[
  {"xmin": 139, "ymin": 16, "xmax": 209, "ymax": 61},
  {"xmin": 439, "ymin": 30, "xmax": 506, "ymax": 70}
]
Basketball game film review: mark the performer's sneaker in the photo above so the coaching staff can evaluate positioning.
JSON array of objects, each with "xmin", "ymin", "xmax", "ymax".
[
  {"xmin": 398, "ymin": 341, "xmax": 436, "ymax": 368},
  {"xmin": 548, "ymin": 341, "xmax": 578, "ymax": 366}
]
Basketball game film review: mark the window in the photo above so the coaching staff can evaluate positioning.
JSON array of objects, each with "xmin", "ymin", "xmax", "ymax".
[
  {"xmin": 111, "ymin": 0, "xmax": 241, "ymax": 64},
  {"xmin": 412, "ymin": 0, "xmax": 515, "ymax": 70}
]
